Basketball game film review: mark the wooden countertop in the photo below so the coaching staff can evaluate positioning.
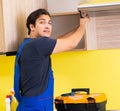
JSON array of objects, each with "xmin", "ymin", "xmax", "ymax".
[{"xmin": 77, "ymin": 0, "xmax": 120, "ymax": 11}]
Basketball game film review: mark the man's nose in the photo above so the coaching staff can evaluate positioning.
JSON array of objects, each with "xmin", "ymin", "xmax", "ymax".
[{"xmin": 45, "ymin": 23, "xmax": 51, "ymax": 28}]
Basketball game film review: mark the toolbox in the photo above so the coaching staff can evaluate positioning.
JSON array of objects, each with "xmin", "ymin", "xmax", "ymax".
[{"xmin": 55, "ymin": 88, "xmax": 107, "ymax": 111}]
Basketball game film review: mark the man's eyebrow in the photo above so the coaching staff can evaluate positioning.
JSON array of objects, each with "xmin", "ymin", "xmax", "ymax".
[
  {"xmin": 39, "ymin": 18, "xmax": 46, "ymax": 20},
  {"xmin": 39, "ymin": 18, "xmax": 51, "ymax": 21}
]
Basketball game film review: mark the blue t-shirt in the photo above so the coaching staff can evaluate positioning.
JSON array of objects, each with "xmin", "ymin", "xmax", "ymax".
[{"xmin": 19, "ymin": 37, "xmax": 56, "ymax": 97}]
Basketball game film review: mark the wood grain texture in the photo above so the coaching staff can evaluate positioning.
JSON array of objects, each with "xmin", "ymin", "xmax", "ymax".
[
  {"xmin": 96, "ymin": 9, "xmax": 120, "ymax": 49},
  {"xmin": 85, "ymin": 12, "xmax": 97, "ymax": 50},
  {"xmin": 0, "ymin": 0, "xmax": 5, "ymax": 52},
  {"xmin": 85, "ymin": 9, "xmax": 120, "ymax": 50},
  {"xmin": 1, "ymin": 0, "xmax": 47, "ymax": 52}
]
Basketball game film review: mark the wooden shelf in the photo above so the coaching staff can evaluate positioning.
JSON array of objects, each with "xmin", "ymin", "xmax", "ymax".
[
  {"xmin": 77, "ymin": 0, "xmax": 120, "ymax": 11},
  {"xmin": 51, "ymin": 11, "xmax": 79, "ymax": 17}
]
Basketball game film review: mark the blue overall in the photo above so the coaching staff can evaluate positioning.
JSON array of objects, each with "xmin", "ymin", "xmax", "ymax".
[{"xmin": 14, "ymin": 38, "xmax": 54, "ymax": 111}]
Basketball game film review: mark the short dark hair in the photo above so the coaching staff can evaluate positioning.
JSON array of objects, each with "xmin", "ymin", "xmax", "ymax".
[{"xmin": 26, "ymin": 9, "xmax": 51, "ymax": 35}]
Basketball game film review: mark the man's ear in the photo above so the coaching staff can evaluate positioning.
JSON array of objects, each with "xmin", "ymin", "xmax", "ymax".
[{"xmin": 30, "ymin": 24, "xmax": 35, "ymax": 31}]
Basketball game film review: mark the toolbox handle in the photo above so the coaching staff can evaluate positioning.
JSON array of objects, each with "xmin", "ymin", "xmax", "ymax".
[{"xmin": 71, "ymin": 88, "xmax": 90, "ymax": 95}]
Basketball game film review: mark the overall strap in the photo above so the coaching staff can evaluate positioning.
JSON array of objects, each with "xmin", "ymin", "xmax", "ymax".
[{"xmin": 14, "ymin": 38, "xmax": 31, "ymax": 102}]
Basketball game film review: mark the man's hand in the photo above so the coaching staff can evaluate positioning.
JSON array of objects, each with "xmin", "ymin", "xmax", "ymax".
[
  {"xmin": 79, "ymin": 10, "xmax": 90, "ymax": 27},
  {"xmin": 79, "ymin": 10, "xmax": 89, "ymax": 18}
]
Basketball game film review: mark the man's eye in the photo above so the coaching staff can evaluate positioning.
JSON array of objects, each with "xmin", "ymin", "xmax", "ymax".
[
  {"xmin": 40, "ymin": 21, "xmax": 45, "ymax": 24},
  {"xmin": 49, "ymin": 22, "xmax": 52, "ymax": 25},
  {"xmin": 39, "ymin": 21, "xmax": 52, "ymax": 25}
]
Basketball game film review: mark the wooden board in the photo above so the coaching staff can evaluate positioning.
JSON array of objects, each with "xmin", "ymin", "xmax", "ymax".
[{"xmin": 77, "ymin": 0, "xmax": 120, "ymax": 11}]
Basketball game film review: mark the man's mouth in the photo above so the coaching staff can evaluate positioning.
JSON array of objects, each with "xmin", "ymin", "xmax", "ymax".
[{"xmin": 43, "ymin": 30, "xmax": 50, "ymax": 33}]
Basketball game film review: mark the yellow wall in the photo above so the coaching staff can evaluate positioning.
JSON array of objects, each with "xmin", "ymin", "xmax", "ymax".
[
  {"xmin": 0, "ymin": 49, "xmax": 120, "ymax": 110},
  {"xmin": 0, "ymin": 55, "xmax": 15, "ymax": 111}
]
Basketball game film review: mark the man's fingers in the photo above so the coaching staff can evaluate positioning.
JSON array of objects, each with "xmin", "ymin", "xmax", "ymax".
[{"xmin": 79, "ymin": 10, "xmax": 89, "ymax": 18}]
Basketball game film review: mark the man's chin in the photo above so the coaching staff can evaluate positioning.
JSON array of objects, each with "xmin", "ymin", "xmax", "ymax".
[{"xmin": 42, "ymin": 34, "xmax": 51, "ymax": 37}]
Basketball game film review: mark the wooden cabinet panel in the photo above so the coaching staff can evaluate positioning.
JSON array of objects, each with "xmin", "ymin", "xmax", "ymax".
[
  {"xmin": 78, "ymin": 1, "xmax": 120, "ymax": 50},
  {"xmin": 96, "ymin": 10, "xmax": 120, "ymax": 49},
  {"xmin": 0, "ymin": 0, "xmax": 47, "ymax": 53},
  {"xmin": 0, "ymin": 0, "xmax": 5, "ymax": 52},
  {"xmin": 84, "ymin": 9, "xmax": 120, "ymax": 50}
]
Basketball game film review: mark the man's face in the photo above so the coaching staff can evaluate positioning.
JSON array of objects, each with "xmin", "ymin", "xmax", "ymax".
[{"xmin": 30, "ymin": 14, "xmax": 52, "ymax": 37}]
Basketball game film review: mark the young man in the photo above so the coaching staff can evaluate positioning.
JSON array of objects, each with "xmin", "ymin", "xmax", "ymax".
[{"xmin": 14, "ymin": 9, "xmax": 89, "ymax": 111}]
